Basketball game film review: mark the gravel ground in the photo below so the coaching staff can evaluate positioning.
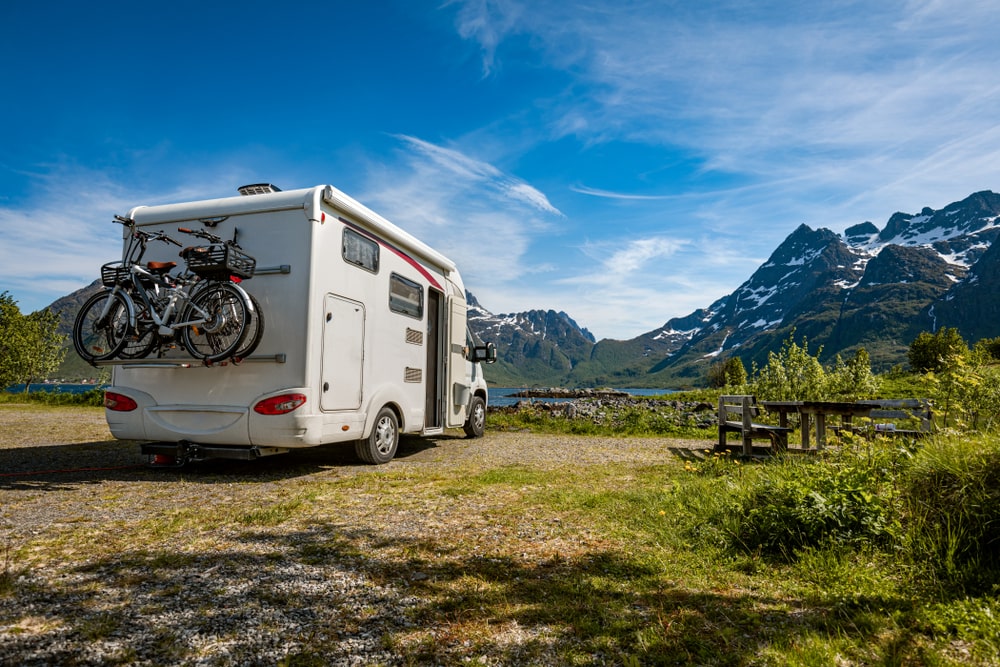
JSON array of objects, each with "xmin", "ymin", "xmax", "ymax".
[{"xmin": 0, "ymin": 405, "xmax": 705, "ymax": 666}]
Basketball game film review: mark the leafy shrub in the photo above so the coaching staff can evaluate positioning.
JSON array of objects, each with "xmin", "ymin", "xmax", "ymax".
[
  {"xmin": 750, "ymin": 333, "xmax": 827, "ymax": 401},
  {"xmin": 749, "ymin": 332, "xmax": 881, "ymax": 402},
  {"xmin": 825, "ymin": 348, "xmax": 881, "ymax": 400},
  {"xmin": 710, "ymin": 440, "xmax": 906, "ymax": 561}
]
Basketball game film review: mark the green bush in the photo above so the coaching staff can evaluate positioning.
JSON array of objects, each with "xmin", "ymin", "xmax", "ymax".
[{"xmin": 708, "ymin": 439, "xmax": 907, "ymax": 561}]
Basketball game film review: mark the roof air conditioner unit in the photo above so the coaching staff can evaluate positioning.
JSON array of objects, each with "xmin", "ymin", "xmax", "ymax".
[{"xmin": 237, "ymin": 183, "xmax": 282, "ymax": 196}]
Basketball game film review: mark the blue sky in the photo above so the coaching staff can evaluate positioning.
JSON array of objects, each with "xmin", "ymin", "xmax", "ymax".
[{"xmin": 3, "ymin": 0, "xmax": 1000, "ymax": 340}]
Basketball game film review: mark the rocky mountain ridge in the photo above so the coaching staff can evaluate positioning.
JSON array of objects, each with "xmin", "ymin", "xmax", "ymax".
[{"xmin": 467, "ymin": 190, "xmax": 1000, "ymax": 387}]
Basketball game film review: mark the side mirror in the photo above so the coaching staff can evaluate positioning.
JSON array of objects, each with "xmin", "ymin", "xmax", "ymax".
[{"xmin": 471, "ymin": 342, "xmax": 497, "ymax": 364}]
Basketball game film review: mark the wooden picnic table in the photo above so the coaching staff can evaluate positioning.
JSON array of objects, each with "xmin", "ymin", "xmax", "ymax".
[{"xmin": 760, "ymin": 400, "xmax": 880, "ymax": 450}]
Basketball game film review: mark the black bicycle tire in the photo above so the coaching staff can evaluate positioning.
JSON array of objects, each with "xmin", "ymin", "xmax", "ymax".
[
  {"xmin": 118, "ymin": 307, "xmax": 159, "ymax": 359},
  {"xmin": 72, "ymin": 290, "xmax": 130, "ymax": 363},
  {"xmin": 232, "ymin": 293, "xmax": 264, "ymax": 362},
  {"xmin": 180, "ymin": 282, "xmax": 250, "ymax": 362}
]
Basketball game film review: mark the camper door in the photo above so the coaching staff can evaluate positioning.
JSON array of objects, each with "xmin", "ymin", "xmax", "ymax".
[{"xmin": 446, "ymin": 297, "xmax": 469, "ymax": 428}]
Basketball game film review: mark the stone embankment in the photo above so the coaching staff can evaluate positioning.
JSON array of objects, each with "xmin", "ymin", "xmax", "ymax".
[
  {"xmin": 509, "ymin": 388, "xmax": 632, "ymax": 399},
  {"xmin": 496, "ymin": 388, "xmax": 718, "ymax": 431}
]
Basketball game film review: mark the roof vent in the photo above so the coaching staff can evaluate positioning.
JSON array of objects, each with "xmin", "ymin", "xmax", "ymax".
[{"xmin": 237, "ymin": 183, "xmax": 282, "ymax": 196}]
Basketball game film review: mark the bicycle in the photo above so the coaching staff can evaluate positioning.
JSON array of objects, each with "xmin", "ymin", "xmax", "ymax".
[
  {"xmin": 176, "ymin": 225, "xmax": 265, "ymax": 362},
  {"xmin": 73, "ymin": 216, "xmax": 258, "ymax": 364}
]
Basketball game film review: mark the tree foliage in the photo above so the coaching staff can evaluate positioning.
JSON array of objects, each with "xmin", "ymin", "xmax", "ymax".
[
  {"xmin": 907, "ymin": 327, "xmax": 969, "ymax": 373},
  {"xmin": 826, "ymin": 348, "xmax": 881, "ymax": 400},
  {"xmin": 706, "ymin": 356, "xmax": 747, "ymax": 389},
  {"xmin": 750, "ymin": 332, "xmax": 826, "ymax": 401},
  {"xmin": 903, "ymin": 328, "xmax": 1000, "ymax": 431},
  {"xmin": 748, "ymin": 332, "xmax": 879, "ymax": 401},
  {"xmin": 0, "ymin": 291, "xmax": 67, "ymax": 390}
]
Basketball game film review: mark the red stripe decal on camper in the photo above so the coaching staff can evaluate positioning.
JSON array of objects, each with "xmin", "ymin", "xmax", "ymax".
[{"xmin": 339, "ymin": 218, "xmax": 443, "ymax": 290}]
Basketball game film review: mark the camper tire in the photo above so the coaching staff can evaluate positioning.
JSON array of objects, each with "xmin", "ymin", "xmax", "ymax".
[
  {"xmin": 463, "ymin": 395, "xmax": 486, "ymax": 438},
  {"xmin": 355, "ymin": 406, "xmax": 399, "ymax": 464}
]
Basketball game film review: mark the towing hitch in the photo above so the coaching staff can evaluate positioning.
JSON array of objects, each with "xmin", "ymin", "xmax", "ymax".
[{"xmin": 141, "ymin": 440, "xmax": 289, "ymax": 466}]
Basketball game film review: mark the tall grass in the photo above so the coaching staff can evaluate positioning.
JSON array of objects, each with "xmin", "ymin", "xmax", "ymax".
[{"xmin": 899, "ymin": 436, "xmax": 1000, "ymax": 595}]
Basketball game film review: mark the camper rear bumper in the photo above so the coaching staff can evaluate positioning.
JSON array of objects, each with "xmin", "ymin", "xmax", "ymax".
[
  {"xmin": 108, "ymin": 404, "xmax": 359, "ymax": 449},
  {"xmin": 111, "ymin": 408, "xmax": 329, "ymax": 447},
  {"xmin": 106, "ymin": 387, "xmax": 365, "ymax": 448}
]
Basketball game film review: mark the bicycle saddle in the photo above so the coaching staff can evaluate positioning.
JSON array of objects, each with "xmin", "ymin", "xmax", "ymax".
[{"xmin": 147, "ymin": 261, "xmax": 177, "ymax": 274}]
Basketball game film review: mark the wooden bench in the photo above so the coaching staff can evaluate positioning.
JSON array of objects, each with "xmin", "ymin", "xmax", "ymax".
[
  {"xmin": 716, "ymin": 395, "xmax": 793, "ymax": 456},
  {"xmin": 858, "ymin": 398, "xmax": 933, "ymax": 438}
]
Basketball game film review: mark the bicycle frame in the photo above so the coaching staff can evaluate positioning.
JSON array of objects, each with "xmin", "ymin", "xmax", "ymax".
[{"xmin": 122, "ymin": 264, "xmax": 255, "ymax": 338}]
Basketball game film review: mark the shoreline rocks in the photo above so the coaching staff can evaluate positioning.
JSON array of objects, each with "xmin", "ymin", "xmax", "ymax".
[
  {"xmin": 494, "ymin": 390, "xmax": 717, "ymax": 431},
  {"xmin": 509, "ymin": 387, "xmax": 632, "ymax": 399}
]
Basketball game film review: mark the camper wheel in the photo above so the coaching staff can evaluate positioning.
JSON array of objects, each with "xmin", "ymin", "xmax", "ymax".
[
  {"xmin": 355, "ymin": 406, "xmax": 399, "ymax": 464},
  {"xmin": 463, "ymin": 395, "xmax": 487, "ymax": 438}
]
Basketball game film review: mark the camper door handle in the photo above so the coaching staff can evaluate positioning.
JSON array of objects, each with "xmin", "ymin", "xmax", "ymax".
[
  {"xmin": 323, "ymin": 382, "xmax": 329, "ymax": 392},
  {"xmin": 326, "ymin": 313, "xmax": 332, "ymax": 322}
]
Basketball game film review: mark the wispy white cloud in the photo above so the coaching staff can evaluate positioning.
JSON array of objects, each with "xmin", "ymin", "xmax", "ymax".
[
  {"xmin": 546, "ymin": 237, "xmax": 745, "ymax": 339},
  {"xmin": 582, "ymin": 236, "xmax": 688, "ymax": 281},
  {"xmin": 445, "ymin": 0, "xmax": 527, "ymax": 76},
  {"xmin": 434, "ymin": 0, "xmax": 1000, "ymax": 339},
  {"xmin": 447, "ymin": 0, "xmax": 1000, "ymax": 226},
  {"xmin": 570, "ymin": 185, "xmax": 679, "ymax": 201},
  {"xmin": 392, "ymin": 135, "xmax": 563, "ymax": 215},
  {"xmin": 357, "ymin": 135, "xmax": 564, "ymax": 297}
]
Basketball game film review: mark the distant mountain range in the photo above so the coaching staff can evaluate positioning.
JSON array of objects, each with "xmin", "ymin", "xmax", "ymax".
[
  {"xmin": 48, "ymin": 190, "xmax": 1000, "ymax": 387},
  {"xmin": 467, "ymin": 190, "xmax": 1000, "ymax": 388}
]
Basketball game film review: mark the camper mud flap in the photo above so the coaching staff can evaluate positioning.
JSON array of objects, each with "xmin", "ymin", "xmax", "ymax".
[{"xmin": 141, "ymin": 440, "xmax": 290, "ymax": 466}]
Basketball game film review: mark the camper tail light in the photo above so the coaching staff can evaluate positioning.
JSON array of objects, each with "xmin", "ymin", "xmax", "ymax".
[
  {"xmin": 254, "ymin": 393, "xmax": 307, "ymax": 415},
  {"xmin": 105, "ymin": 391, "xmax": 138, "ymax": 412}
]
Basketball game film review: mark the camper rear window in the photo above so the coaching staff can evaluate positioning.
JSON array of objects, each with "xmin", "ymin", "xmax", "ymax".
[
  {"xmin": 389, "ymin": 273, "xmax": 423, "ymax": 318},
  {"xmin": 343, "ymin": 228, "xmax": 379, "ymax": 272}
]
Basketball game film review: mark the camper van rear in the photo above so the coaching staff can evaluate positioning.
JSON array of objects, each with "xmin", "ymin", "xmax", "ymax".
[{"xmin": 102, "ymin": 184, "xmax": 495, "ymax": 465}]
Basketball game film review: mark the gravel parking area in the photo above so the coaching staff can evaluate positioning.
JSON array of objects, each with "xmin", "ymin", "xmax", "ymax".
[{"xmin": 0, "ymin": 406, "xmax": 704, "ymax": 666}]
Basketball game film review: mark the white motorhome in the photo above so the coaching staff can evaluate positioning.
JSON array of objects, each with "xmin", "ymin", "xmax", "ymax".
[{"xmin": 102, "ymin": 184, "xmax": 496, "ymax": 465}]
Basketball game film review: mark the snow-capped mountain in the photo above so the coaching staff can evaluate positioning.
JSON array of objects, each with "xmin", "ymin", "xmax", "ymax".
[
  {"xmin": 466, "ymin": 292, "xmax": 597, "ymax": 386},
  {"xmin": 468, "ymin": 190, "xmax": 1000, "ymax": 387},
  {"xmin": 638, "ymin": 190, "xmax": 1000, "ymax": 382}
]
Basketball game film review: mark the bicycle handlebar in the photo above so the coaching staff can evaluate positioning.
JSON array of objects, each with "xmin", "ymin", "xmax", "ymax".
[
  {"xmin": 178, "ymin": 226, "xmax": 241, "ymax": 248},
  {"xmin": 112, "ymin": 215, "xmax": 181, "ymax": 245}
]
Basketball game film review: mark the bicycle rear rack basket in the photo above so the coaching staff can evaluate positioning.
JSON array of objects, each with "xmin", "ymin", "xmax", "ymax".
[{"xmin": 184, "ymin": 244, "xmax": 256, "ymax": 279}]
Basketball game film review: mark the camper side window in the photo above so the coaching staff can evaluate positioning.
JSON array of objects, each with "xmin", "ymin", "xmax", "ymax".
[
  {"xmin": 343, "ymin": 228, "xmax": 379, "ymax": 273},
  {"xmin": 389, "ymin": 273, "xmax": 423, "ymax": 318}
]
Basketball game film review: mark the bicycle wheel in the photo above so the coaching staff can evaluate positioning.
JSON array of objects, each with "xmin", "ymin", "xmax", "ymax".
[
  {"xmin": 118, "ymin": 306, "xmax": 159, "ymax": 359},
  {"xmin": 181, "ymin": 282, "xmax": 250, "ymax": 362},
  {"xmin": 231, "ymin": 293, "xmax": 265, "ymax": 362},
  {"xmin": 73, "ymin": 290, "xmax": 130, "ymax": 363}
]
